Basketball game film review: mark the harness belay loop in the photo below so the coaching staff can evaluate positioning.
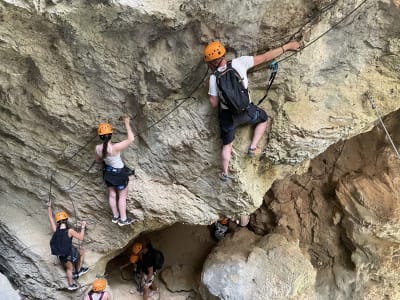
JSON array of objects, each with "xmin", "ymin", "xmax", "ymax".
[{"xmin": 257, "ymin": 61, "xmax": 278, "ymax": 105}]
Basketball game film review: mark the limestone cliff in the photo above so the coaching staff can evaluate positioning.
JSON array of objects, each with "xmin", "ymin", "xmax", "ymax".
[{"xmin": 0, "ymin": 0, "xmax": 399, "ymax": 299}]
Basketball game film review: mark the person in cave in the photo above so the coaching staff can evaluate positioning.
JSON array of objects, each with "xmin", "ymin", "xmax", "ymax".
[
  {"xmin": 212, "ymin": 217, "xmax": 230, "ymax": 241},
  {"xmin": 119, "ymin": 244, "xmax": 143, "ymax": 293},
  {"xmin": 94, "ymin": 116, "xmax": 135, "ymax": 226},
  {"xmin": 130, "ymin": 240, "xmax": 163, "ymax": 299},
  {"xmin": 47, "ymin": 204, "xmax": 89, "ymax": 291},
  {"xmin": 203, "ymin": 40, "xmax": 300, "ymax": 181}
]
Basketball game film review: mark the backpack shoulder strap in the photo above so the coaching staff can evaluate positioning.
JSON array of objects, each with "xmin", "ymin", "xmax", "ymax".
[{"xmin": 99, "ymin": 291, "xmax": 105, "ymax": 300}]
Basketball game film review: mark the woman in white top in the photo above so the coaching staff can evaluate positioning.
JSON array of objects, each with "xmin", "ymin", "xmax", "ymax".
[{"xmin": 95, "ymin": 117, "xmax": 135, "ymax": 226}]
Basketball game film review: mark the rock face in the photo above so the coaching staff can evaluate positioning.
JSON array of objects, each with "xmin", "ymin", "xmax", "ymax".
[
  {"xmin": 251, "ymin": 110, "xmax": 400, "ymax": 299},
  {"xmin": 0, "ymin": 0, "xmax": 399, "ymax": 299},
  {"xmin": 200, "ymin": 230, "xmax": 316, "ymax": 300}
]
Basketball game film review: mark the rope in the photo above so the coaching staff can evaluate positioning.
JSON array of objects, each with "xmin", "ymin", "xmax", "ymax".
[
  {"xmin": 256, "ymin": 61, "xmax": 278, "ymax": 105},
  {"xmin": 62, "ymin": 160, "xmax": 97, "ymax": 192},
  {"xmin": 141, "ymin": 65, "xmax": 209, "ymax": 132},
  {"xmin": 367, "ymin": 93, "xmax": 400, "ymax": 160},
  {"xmin": 59, "ymin": 135, "xmax": 98, "ymax": 164},
  {"xmin": 278, "ymin": 0, "xmax": 369, "ymax": 63}
]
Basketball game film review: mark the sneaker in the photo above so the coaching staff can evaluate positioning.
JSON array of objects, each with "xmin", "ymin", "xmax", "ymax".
[
  {"xmin": 67, "ymin": 283, "xmax": 79, "ymax": 291},
  {"xmin": 112, "ymin": 215, "xmax": 120, "ymax": 223},
  {"xmin": 77, "ymin": 266, "xmax": 89, "ymax": 276},
  {"xmin": 247, "ymin": 147, "xmax": 260, "ymax": 157},
  {"xmin": 72, "ymin": 273, "xmax": 79, "ymax": 280},
  {"xmin": 219, "ymin": 172, "xmax": 228, "ymax": 182},
  {"xmin": 118, "ymin": 217, "xmax": 134, "ymax": 227}
]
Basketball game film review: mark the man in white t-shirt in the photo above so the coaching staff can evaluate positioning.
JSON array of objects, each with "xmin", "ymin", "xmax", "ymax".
[{"xmin": 204, "ymin": 41, "xmax": 300, "ymax": 181}]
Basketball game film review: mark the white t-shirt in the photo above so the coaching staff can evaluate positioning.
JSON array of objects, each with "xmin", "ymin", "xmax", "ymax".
[{"xmin": 208, "ymin": 56, "xmax": 254, "ymax": 107}]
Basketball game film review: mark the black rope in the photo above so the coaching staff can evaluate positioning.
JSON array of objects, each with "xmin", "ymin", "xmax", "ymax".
[
  {"xmin": 278, "ymin": 0, "xmax": 369, "ymax": 63},
  {"xmin": 48, "ymin": 171, "xmax": 54, "ymax": 205},
  {"xmin": 62, "ymin": 160, "xmax": 97, "ymax": 192},
  {"xmin": 141, "ymin": 65, "xmax": 209, "ymax": 132},
  {"xmin": 257, "ymin": 61, "xmax": 278, "ymax": 105},
  {"xmin": 59, "ymin": 135, "xmax": 98, "ymax": 164}
]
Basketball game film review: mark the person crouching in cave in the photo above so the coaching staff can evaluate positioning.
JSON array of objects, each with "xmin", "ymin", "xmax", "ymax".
[
  {"xmin": 213, "ymin": 217, "xmax": 230, "ymax": 241},
  {"xmin": 131, "ymin": 241, "xmax": 164, "ymax": 300},
  {"xmin": 83, "ymin": 278, "xmax": 111, "ymax": 300},
  {"xmin": 47, "ymin": 205, "xmax": 88, "ymax": 291},
  {"xmin": 120, "ymin": 245, "xmax": 143, "ymax": 293},
  {"xmin": 95, "ymin": 117, "xmax": 135, "ymax": 227}
]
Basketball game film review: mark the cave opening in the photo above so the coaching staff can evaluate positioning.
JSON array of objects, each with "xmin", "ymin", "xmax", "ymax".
[{"xmin": 105, "ymin": 222, "xmax": 217, "ymax": 299}]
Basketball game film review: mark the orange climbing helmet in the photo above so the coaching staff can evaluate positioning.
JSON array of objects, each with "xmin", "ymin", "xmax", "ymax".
[
  {"xmin": 219, "ymin": 218, "xmax": 229, "ymax": 225},
  {"xmin": 55, "ymin": 211, "xmax": 69, "ymax": 223},
  {"xmin": 204, "ymin": 41, "xmax": 226, "ymax": 62},
  {"xmin": 132, "ymin": 242, "xmax": 143, "ymax": 255},
  {"xmin": 98, "ymin": 123, "xmax": 112, "ymax": 136},
  {"xmin": 92, "ymin": 278, "xmax": 107, "ymax": 292},
  {"xmin": 130, "ymin": 254, "xmax": 139, "ymax": 264}
]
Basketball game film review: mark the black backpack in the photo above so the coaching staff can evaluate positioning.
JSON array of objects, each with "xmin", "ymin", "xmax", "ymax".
[
  {"xmin": 215, "ymin": 61, "xmax": 250, "ymax": 114},
  {"xmin": 50, "ymin": 228, "xmax": 72, "ymax": 257},
  {"xmin": 152, "ymin": 249, "xmax": 164, "ymax": 270}
]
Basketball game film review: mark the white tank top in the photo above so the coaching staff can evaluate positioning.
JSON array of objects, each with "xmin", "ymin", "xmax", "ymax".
[
  {"xmin": 103, "ymin": 152, "xmax": 124, "ymax": 168},
  {"xmin": 96, "ymin": 143, "xmax": 124, "ymax": 168}
]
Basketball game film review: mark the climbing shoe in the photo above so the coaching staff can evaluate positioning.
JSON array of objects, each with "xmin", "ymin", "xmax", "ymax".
[
  {"xmin": 77, "ymin": 267, "xmax": 89, "ymax": 276},
  {"xmin": 67, "ymin": 283, "xmax": 79, "ymax": 291},
  {"xmin": 118, "ymin": 217, "xmax": 134, "ymax": 227},
  {"xmin": 112, "ymin": 216, "xmax": 120, "ymax": 224},
  {"xmin": 219, "ymin": 172, "xmax": 228, "ymax": 182},
  {"xmin": 247, "ymin": 147, "xmax": 260, "ymax": 157}
]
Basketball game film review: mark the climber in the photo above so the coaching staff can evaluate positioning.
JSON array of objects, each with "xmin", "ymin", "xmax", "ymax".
[
  {"xmin": 120, "ymin": 244, "xmax": 143, "ymax": 293},
  {"xmin": 213, "ymin": 217, "xmax": 230, "ymax": 241},
  {"xmin": 83, "ymin": 278, "xmax": 111, "ymax": 300},
  {"xmin": 95, "ymin": 116, "xmax": 135, "ymax": 226},
  {"xmin": 204, "ymin": 40, "xmax": 300, "ymax": 181},
  {"xmin": 130, "ymin": 241, "xmax": 164, "ymax": 300},
  {"xmin": 47, "ymin": 203, "xmax": 89, "ymax": 291}
]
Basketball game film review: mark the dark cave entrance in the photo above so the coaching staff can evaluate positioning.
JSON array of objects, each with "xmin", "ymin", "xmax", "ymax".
[{"xmin": 105, "ymin": 223, "xmax": 217, "ymax": 298}]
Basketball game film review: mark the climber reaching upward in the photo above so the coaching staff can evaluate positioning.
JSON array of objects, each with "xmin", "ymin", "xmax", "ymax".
[
  {"xmin": 95, "ymin": 117, "xmax": 135, "ymax": 227},
  {"xmin": 204, "ymin": 40, "xmax": 300, "ymax": 181},
  {"xmin": 47, "ymin": 202, "xmax": 88, "ymax": 291}
]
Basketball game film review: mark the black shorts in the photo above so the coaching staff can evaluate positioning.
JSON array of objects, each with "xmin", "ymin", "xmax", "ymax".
[
  {"xmin": 58, "ymin": 246, "xmax": 79, "ymax": 265},
  {"xmin": 103, "ymin": 166, "xmax": 129, "ymax": 191},
  {"xmin": 219, "ymin": 103, "xmax": 268, "ymax": 145}
]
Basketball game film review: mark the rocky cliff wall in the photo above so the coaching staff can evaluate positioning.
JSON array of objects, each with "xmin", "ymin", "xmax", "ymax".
[{"xmin": 0, "ymin": 0, "xmax": 399, "ymax": 299}]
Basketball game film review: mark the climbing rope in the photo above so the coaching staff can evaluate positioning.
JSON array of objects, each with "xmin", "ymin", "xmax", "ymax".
[
  {"xmin": 367, "ymin": 93, "xmax": 400, "ymax": 160},
  {"xmin": 278, "ymin": 0, "xmax": 369, "ymax": 63},
  {"xmin": 257, "ymin": 61, "xmax": 278, "ymax": 105}
]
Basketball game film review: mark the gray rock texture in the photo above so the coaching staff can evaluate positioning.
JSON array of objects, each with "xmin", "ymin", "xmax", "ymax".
[
  {"xmin": 200, "ymin": 230, "xmax": 316, "ymax": 300},
  {"xmin": 0, "ymin": 0, "xmax": 399, "ymax": 299}
]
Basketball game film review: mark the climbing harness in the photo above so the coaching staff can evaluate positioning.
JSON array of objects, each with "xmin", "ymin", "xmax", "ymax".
[
  {"xmin": 257, "ymin": 61, "xmax": 278, "ymax": 105},
  {"xmin": 367, "ymin": 93, "xmax": 400, "ymax": 160}
]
